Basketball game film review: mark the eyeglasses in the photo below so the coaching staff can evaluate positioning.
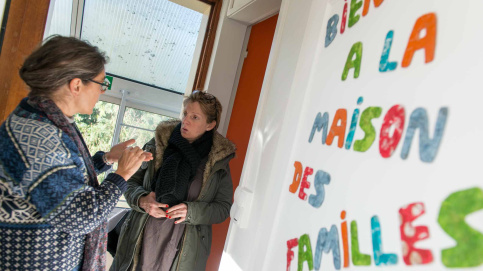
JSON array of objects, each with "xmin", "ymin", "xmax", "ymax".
[{"xmin": 88, "ymin": 78, "xmax": 111, "ymax": 92}]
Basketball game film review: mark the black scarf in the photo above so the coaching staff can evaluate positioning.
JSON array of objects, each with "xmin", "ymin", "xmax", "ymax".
[{"xmin": 152, "ymin": 123, "xmax": 213, "ymax": 206}]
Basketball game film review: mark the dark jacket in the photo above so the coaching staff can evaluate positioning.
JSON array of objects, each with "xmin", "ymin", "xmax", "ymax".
[{"xmin": 111, "ymin": 120, "xmax": 236, "ymax": 271}]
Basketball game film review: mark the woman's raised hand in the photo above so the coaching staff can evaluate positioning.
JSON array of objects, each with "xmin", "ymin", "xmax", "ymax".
[
  {"xmin": 139, "ymin": 192, "xmax": 169, "ymax": 218},
  {"xmin": 114, "ymin": 146, "xmax": 152, "ymax": 181},
  {"xmin": 104, "ymin": 139, "xmax": 153, "ymax": 164}
]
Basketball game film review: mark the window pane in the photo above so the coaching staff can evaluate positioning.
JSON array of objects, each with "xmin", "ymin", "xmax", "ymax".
[
  {"xmin": 74, "ymin": 101, "xmax": 119, "ymax": 182},
  {"xmin": 119, "ymin": 126, "xmax": 156, "ymax": 148},
  {"xmin": 123, "ymin": 107, "xmax": 172, "ymax": 130},
  {"xmin": 117, "ymin": 195, "xmax": 130, "ymax": 208},
  {"xmin": 81, "ymin": 0, "xmax": 207, "ymax": 93},
  {"xmin": 44, "ymin": 0, "xmax": 73, "ymax": 39},
  {"xmin": 75, "ymin": 101, "xmax": 119, "ymax": 153},
  {"xmin": 113, "ymin": 124, "xmax": 154, "ymax": 208}
]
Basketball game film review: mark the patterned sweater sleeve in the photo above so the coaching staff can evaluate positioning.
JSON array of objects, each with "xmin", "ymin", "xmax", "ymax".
[
  {"xmin": 1, "ymin": 115, "xmax": 128, "ymax": 235},
  {"xmin": 92, "ymin": 151, "xmax": 112, "ymax": 174},
  {"xmin": 28, "ymin": 148, "xmax": 128, "ymax": 235}
]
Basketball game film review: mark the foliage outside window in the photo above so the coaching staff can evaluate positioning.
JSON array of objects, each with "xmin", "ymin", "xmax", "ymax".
[
  {"xmin": 75, "ymin": 101, "xmax": 173, "ymax": 183},
  {"xmin": 120, "ymin": 107, "xmax": 172, "ymax": 147},
  {"xmin": 75, "ymin": 101, "xmax": 119, "ymax": 154}
]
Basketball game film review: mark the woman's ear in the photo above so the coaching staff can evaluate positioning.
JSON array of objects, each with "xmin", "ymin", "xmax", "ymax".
[
  {"xmin": 69, "ymin": 78, "xmax": 83, "ymax": 97},
  {"xmin": 206, "ymin": 121, "xmax": 216, "ymax": 131}
]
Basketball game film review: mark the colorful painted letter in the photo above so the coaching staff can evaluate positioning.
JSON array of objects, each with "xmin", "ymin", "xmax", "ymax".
[
  {"xmin": 287, "ymin": 238, "xmax": 299, "ymax": 271},
  {"xmin": 351, "ymin": 221, "xmax": 371, "ymax": 266},
  {"xmin": 341, "ymin": 2, "xmax": 348, "ymax": 34},
  {"xmin": 299, "ymin": 234, "xmax": 314, "ymax": 271},
  {"xmin": 326, "ymin": 109, "xmax": 347, "ymax": 148},
  {"xmin": 371, "ymin": 216, "xmax": 398, "ymax": 266},
  {"xmin": 299, "ymin": 167, "xmax": 314, "ymax": 201},
  {"xmin": 438, "ymin": 187, "xmax": 483, "ymax": 267},
  {"xmin": 341, "ymin": 42, "xmax": 363, "ymax": 81},
  {"xmin": 362, "ymin": 0, "xmax": 384, "ymax": 16},
  {"xmin": 399, "ymin": 202, "xmax": 433, "ymax": 265},
  {"xmin": 345, "ymin": 108, "xmax": 360, "ymax": 150},
  {"xmin": 346, "ymin": 97, "xmax": 363, "ymax": 149},
  {"xmin": 379, "ymin": 105, "xmax": 405, "ymax": 158},
  {"xmin": 314, "ymin": 225, "xmax": 341, "ymax": 270},
  {"xmin": 353, "ymin": 107, "xmax": 382, "ymax": 152},
  {"xmin": 309, "ymin": 112, "xmax": 329, "ymax": 144},
  {"xmin": 402, "ymin": 13, "xmax": 437, "ymax": 67},
  {"xmin": 341, "ymin": 211, "xmax": 350, "ymax": 268},
  {"xmin": 325, "ymin": 15, "xmax": 339, "ymax": 48},
  {"xmin": 379, "ymin": 30, "xmax": 398, "ymax": 72},
  {"xmin": 348, "ymin": 0, "xmax": 363, "ymax": 28},
  {"xmin": 308, "ymin": 170, "xmax": 331, "ymax": 208},
  {"xmin": 400, "ymin": 107, "xmax": 448, "ymax": 162},
  {"xmin": 289, "ymin": 161, "xmax": 303, "ymax": 193}
]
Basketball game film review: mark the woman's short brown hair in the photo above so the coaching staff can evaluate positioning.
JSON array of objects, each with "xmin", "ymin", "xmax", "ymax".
[
  {"xmin": 19, "ymin": 35, "xmax": 108, "ymax": 98},
  {"xmin": 183, "ymin": 90, "xmax": 222, "ymax": 130}
]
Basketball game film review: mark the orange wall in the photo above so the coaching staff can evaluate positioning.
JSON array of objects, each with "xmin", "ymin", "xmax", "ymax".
[{"xmin": 206, "ymin": 14, "xmax": 279, "ymax": 271}]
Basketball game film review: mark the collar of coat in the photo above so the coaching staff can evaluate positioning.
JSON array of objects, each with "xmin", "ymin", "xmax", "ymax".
[{"xmin": 154, "ymin": 120, "xmax": 236, "ymax": 185}]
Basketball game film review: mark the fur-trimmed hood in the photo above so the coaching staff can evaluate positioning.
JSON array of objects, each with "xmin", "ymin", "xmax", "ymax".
[{"xmin": 153, "ymin": 120, "xmax": 236, "ymax": 186}]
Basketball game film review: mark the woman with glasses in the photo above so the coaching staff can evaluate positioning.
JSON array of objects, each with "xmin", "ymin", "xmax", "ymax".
[
  {"xmin": 111, "ymin": 91, "xmax": 236, "ymax": 271},
  {"xmin": 0, "ymin": 36, "xmax": 152, "ymax": 271}
]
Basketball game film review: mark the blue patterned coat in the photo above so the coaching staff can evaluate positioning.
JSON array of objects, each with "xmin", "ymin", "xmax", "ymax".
[{"xmin": 0, "ymin": 99, "xmax": 127, "ymax": 271}]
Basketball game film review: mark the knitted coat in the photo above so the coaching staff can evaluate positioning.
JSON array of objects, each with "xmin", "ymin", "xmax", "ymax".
[
  {"xmin": 0, "ymin": 99, "xmax": 127, "ymax": 271},
  {"xmin": 111, "ymin": 120, "xmax": 236, "ymax": 271}
]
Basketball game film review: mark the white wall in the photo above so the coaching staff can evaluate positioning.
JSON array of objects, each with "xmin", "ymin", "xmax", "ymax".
[
  {"xmin": 224, "ymin": 0, "xmax": 483, "ymax": 270},
  {"xmin": 223, "ymin": 0, "xmax": 315, "ymax": 269},
  {"xmin": 203, "ymin": 0, "xmax": 247, "ymax": 135}
]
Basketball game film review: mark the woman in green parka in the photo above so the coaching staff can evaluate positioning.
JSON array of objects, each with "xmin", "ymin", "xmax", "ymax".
[{"xmin": 111, "ymin": 90, "xmax": 236, "ymax": 271}]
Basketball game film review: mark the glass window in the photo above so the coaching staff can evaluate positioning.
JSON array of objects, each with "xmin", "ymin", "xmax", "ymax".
[
  {"xmin": 119, "ymin": 126, "xmax": 155, "ymax": 148},
  {"xmin": 43, "ymin": 0, "xmax": 73, "ymax": 39},
  {"xmin": 75, "ymin": 101, "xmax": 119, "ymax": 153},
  {"xmin": 116, "ymin": 107, "xmax": 172, "ymax": 208},
  {"xmin": 123, "ymin": 107, "xmax": 171, "ymax": 130},
  {"xmin": 43, "ymin": 0, "xmax": 218, "ymax": 210},
  {"xmin": 1, "ymin": 1, "xmax": 8, "ymax": 25},
  {"xmin": 75, "ymin": 101, "xmax": 119, "ymax": 182},
  {"xmin": 81, "ymin": 0, "xmax": 208, "ymax": 93},
  {"xmin": 120, "ymin": 107, "xmax": 173, "ymax": 147}
]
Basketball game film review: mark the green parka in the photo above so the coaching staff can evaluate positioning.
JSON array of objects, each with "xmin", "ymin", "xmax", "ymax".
[{"xmin": 111, "ymin": 120, "xmax": 236, "ymax": 271}]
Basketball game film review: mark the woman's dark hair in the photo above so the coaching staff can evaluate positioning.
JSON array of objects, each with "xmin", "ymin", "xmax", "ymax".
[
  {"xmin": 19, "ymin": 35, "xmax": 108, "ymax": 98},
  {"xmin": 183, "ymin": 90, "xmax": 222, "ymax": 130}
]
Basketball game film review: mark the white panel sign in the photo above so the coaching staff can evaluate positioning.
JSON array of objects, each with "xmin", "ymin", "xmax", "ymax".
[{"xmin": 250, "ymin": 0, "xmax": 483, "ymax": 270}]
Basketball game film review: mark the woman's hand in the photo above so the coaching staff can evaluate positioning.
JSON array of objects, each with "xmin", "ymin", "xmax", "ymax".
[
  {"xmin": 114, "ymin": 146, "xmax": 151, "ymax": 180},
  {"xmin": 139, "ymin": 192, "xmax": 169, "ymax": 218},
  {"xmin": 105, "ymin": 139, "xmax": 153, "ymax": 163},
  {"xmin": 167, "ymin": 203, "xmax": 188, "ymax": 224}
]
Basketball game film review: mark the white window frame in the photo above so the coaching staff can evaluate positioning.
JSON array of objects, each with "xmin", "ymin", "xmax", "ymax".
[{"xmin": 45, "ymin": 0, "xmax": 211, "ymax": 147}]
